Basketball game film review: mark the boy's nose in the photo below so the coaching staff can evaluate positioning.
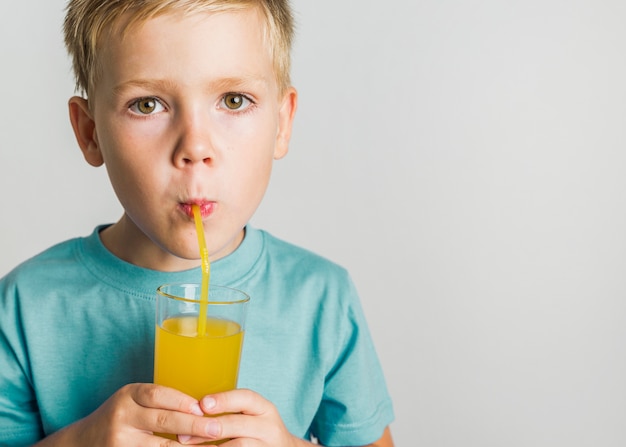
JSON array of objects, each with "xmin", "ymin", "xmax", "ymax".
[{"xmin": 172, "ymin": 113, "xmax": 216, "ymax": 167}]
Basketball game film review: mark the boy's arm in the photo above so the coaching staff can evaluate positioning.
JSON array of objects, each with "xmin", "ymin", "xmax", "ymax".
[
  {"xmin": 29, "ymin": 386, "xmax": 393, "ymax": 447},
  {"xmin": 30, "ymin": 383, "xmax": 212, "ymax": 447},
  {"xmin": 296, "ymin": 426, "xmax": 393, "ymax": 447},
  {"xmin": 289, "ymin": 426, "xmax": 393, "ymax": 447},
  {"xmin": 366, "ymin": 426, "xmax": 394, "ymax": 447},
  {"xmin": 191, "ymin": 389, "xmax": 395, "ymax": 447}
]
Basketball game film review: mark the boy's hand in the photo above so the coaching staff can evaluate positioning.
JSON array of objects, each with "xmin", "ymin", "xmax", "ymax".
[
  {"xmin": 177, "ymin": 389, "xmax": 312, "ymax": 446},
  {"xmin": 35, "ymin": 383, "xmax": 215, "ymax": 446}
]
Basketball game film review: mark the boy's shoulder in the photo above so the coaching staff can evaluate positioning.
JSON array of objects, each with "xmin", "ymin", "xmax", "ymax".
[
  {"xmin": 1, "ymin": 230, "xmax": 93, "ymax": 286},
  {"xmin": 254, "ymin": 227, "xmax": 351, "ymax": 280},
  {"xmin": 258, "ymin": 227, "xmax": 342, "ymax": 262}
]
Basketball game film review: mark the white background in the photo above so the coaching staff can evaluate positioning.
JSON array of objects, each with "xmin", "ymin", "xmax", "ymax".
[{"xmin": 2, "ymin": 1, "xmax": 626, "ymax": 445}]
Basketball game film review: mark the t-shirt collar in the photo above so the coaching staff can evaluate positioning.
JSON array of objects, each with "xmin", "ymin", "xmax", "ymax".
[{"xmin": 80, "ymin": 225, "xmax": 264, "ymax": 297}]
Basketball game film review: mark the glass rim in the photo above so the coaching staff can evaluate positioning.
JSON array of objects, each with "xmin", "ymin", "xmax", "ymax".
[{"xmin": 156, "ymin": 283, "xmax": 250, "ymax": 305}]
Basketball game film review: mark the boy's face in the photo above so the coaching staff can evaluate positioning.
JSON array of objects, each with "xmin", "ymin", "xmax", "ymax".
[{"xmin": 69, "ymin": 7, "xmax": 297, "ymax": 270}]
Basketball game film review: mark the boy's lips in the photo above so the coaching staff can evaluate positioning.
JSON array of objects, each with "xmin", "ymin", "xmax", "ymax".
[{"xmin": 179, "ymin": 201, "xmax": 216, "ymax": 219}]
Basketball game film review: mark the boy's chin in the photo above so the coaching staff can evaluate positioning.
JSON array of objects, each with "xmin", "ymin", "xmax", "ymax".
[
  {"xmin": 148, "ymin": 243, "xmax": 203, "ymax": 271},
  {"xmin": 154, "ymin": 254, "xmax": 203, "ymax": 273},
  {"xmin": 168, "ymin": 247, "xmax": 205, "ymax": 265}
]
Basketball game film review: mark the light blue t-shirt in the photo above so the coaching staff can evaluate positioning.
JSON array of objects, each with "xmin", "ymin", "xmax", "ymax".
[{"xmin": 0, "ymin": 226, "xmax": 393, "ymax": 446}]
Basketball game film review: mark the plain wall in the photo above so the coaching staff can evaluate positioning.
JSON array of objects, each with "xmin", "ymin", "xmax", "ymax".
[{"xmin": 2, "ymin": 1, "xmax": 626, "ymax": 445}]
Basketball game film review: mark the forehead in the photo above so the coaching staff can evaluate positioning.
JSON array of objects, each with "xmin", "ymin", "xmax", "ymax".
[{"xmin": 95, "ymin": 7, "xmax": 277, "ymax": 94}]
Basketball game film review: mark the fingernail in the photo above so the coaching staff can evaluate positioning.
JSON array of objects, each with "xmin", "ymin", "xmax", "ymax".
[
  {"xmin": 178, "ymin": 434, "xmax": 191, "ymax": 444},
  {"xmin": 190, "ymin": 402, "xmax": 203, "ymax": 416},
  {"xmin": 205, "ymin": 419, "xmax": 220, "ymax": 437},
  {"xmin": 202, "ymin": 396, "xmax": 216, "ymax": 410}
]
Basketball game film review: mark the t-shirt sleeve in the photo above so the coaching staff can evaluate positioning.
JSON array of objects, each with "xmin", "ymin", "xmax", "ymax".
[
  {"xmin": 0, "ymin": 276, "xmax": 45, "ymax": 447},
  {"xmin": 310, "ymin": 276, "xmax": 394, "ymax": 446}
]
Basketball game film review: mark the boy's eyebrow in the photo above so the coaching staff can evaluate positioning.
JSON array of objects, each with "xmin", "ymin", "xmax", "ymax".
[
  {"xmin": 112, "ymin": 78, "xmax": 179, "ymax": 95},
  {"xmin": 210, "ymin": 75, "xmax": 269, "ymax": 92},
  {"xmin": 112, "ymin": 75, "xmax": 269, "ymax": 96}
]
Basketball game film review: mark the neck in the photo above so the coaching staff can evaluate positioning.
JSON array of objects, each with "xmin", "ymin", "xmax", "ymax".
[{"xmin": 99, "ymin": 215, "xmax": 202, "ymax": 272}]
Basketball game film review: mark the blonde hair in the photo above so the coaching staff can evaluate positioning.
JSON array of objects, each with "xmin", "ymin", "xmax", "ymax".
[{"xmin": 63, "ymin": 0, "xmax": 295, "ymax": 97}]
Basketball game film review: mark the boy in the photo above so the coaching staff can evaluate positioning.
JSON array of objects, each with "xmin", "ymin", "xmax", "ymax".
[{"xmin": 0, "ymin": 0, "xmax": 394, "ymax": 446}]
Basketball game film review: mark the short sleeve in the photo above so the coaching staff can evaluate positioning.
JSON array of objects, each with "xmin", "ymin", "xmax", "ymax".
[
  {"xmin": 0, "ymin": 276, "xmax": 45, "ymax": 447},
  {"xmin": 310, "ymin": 278, "xmax": 394, "ymax": 446}
]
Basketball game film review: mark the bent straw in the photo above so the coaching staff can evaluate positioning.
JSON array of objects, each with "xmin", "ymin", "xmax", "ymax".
[{"xmin": 192, "ymin": 204, "xmax": 210, "ymax": 336}]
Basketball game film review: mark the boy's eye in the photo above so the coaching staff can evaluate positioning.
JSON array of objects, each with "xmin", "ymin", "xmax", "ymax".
[
  {"xmin": 130, "ymin": 97, "xmax": 165, "ymax": 115},
  {"xmin": 222, "ymin": 93, "xmax": 251, "ymax": 110}
]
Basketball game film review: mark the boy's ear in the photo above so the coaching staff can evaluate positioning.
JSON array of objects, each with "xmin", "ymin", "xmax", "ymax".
[
  {"xmin": 68, "ymin": 96, "xmax": 104, "ymax": 167},
  {"xmin": 274, "ymin": 87, "xmax": 298, "ymax": 160}
]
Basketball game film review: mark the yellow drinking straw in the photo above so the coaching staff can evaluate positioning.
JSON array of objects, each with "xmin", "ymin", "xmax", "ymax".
[{"xmin": 192, "ymin": 204, "xmax": 210, "ymax": 336}]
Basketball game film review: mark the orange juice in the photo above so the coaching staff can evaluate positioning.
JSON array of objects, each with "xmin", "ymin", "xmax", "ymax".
[{"xmin": 154, "ymin": 315, "xmax": 244, "ymax": 399}]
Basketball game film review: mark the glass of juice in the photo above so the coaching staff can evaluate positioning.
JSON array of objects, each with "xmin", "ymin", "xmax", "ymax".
[{"xmin": 154, "ymin": 283, "xmax": 249, "ymax": 443}]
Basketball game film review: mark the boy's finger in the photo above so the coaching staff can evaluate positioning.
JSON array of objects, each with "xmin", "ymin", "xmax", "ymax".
[
  {"xmin": 140, "ymin": 408, "xmax": 214, "ymax": 440},
  {"xmin": 177, "ymin": 434, "xmax": 215, "ymax": 445},
  {"xmin": 196, "ymin": 412, "xmax": 278, "ymax": 443},
  {"xmin": 200, "ymin": 388, "xmax": 270, "ymax": 416},
  {"xmin": 130, "ymin": 383, "xmax": 203, "ymax": 415}
]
